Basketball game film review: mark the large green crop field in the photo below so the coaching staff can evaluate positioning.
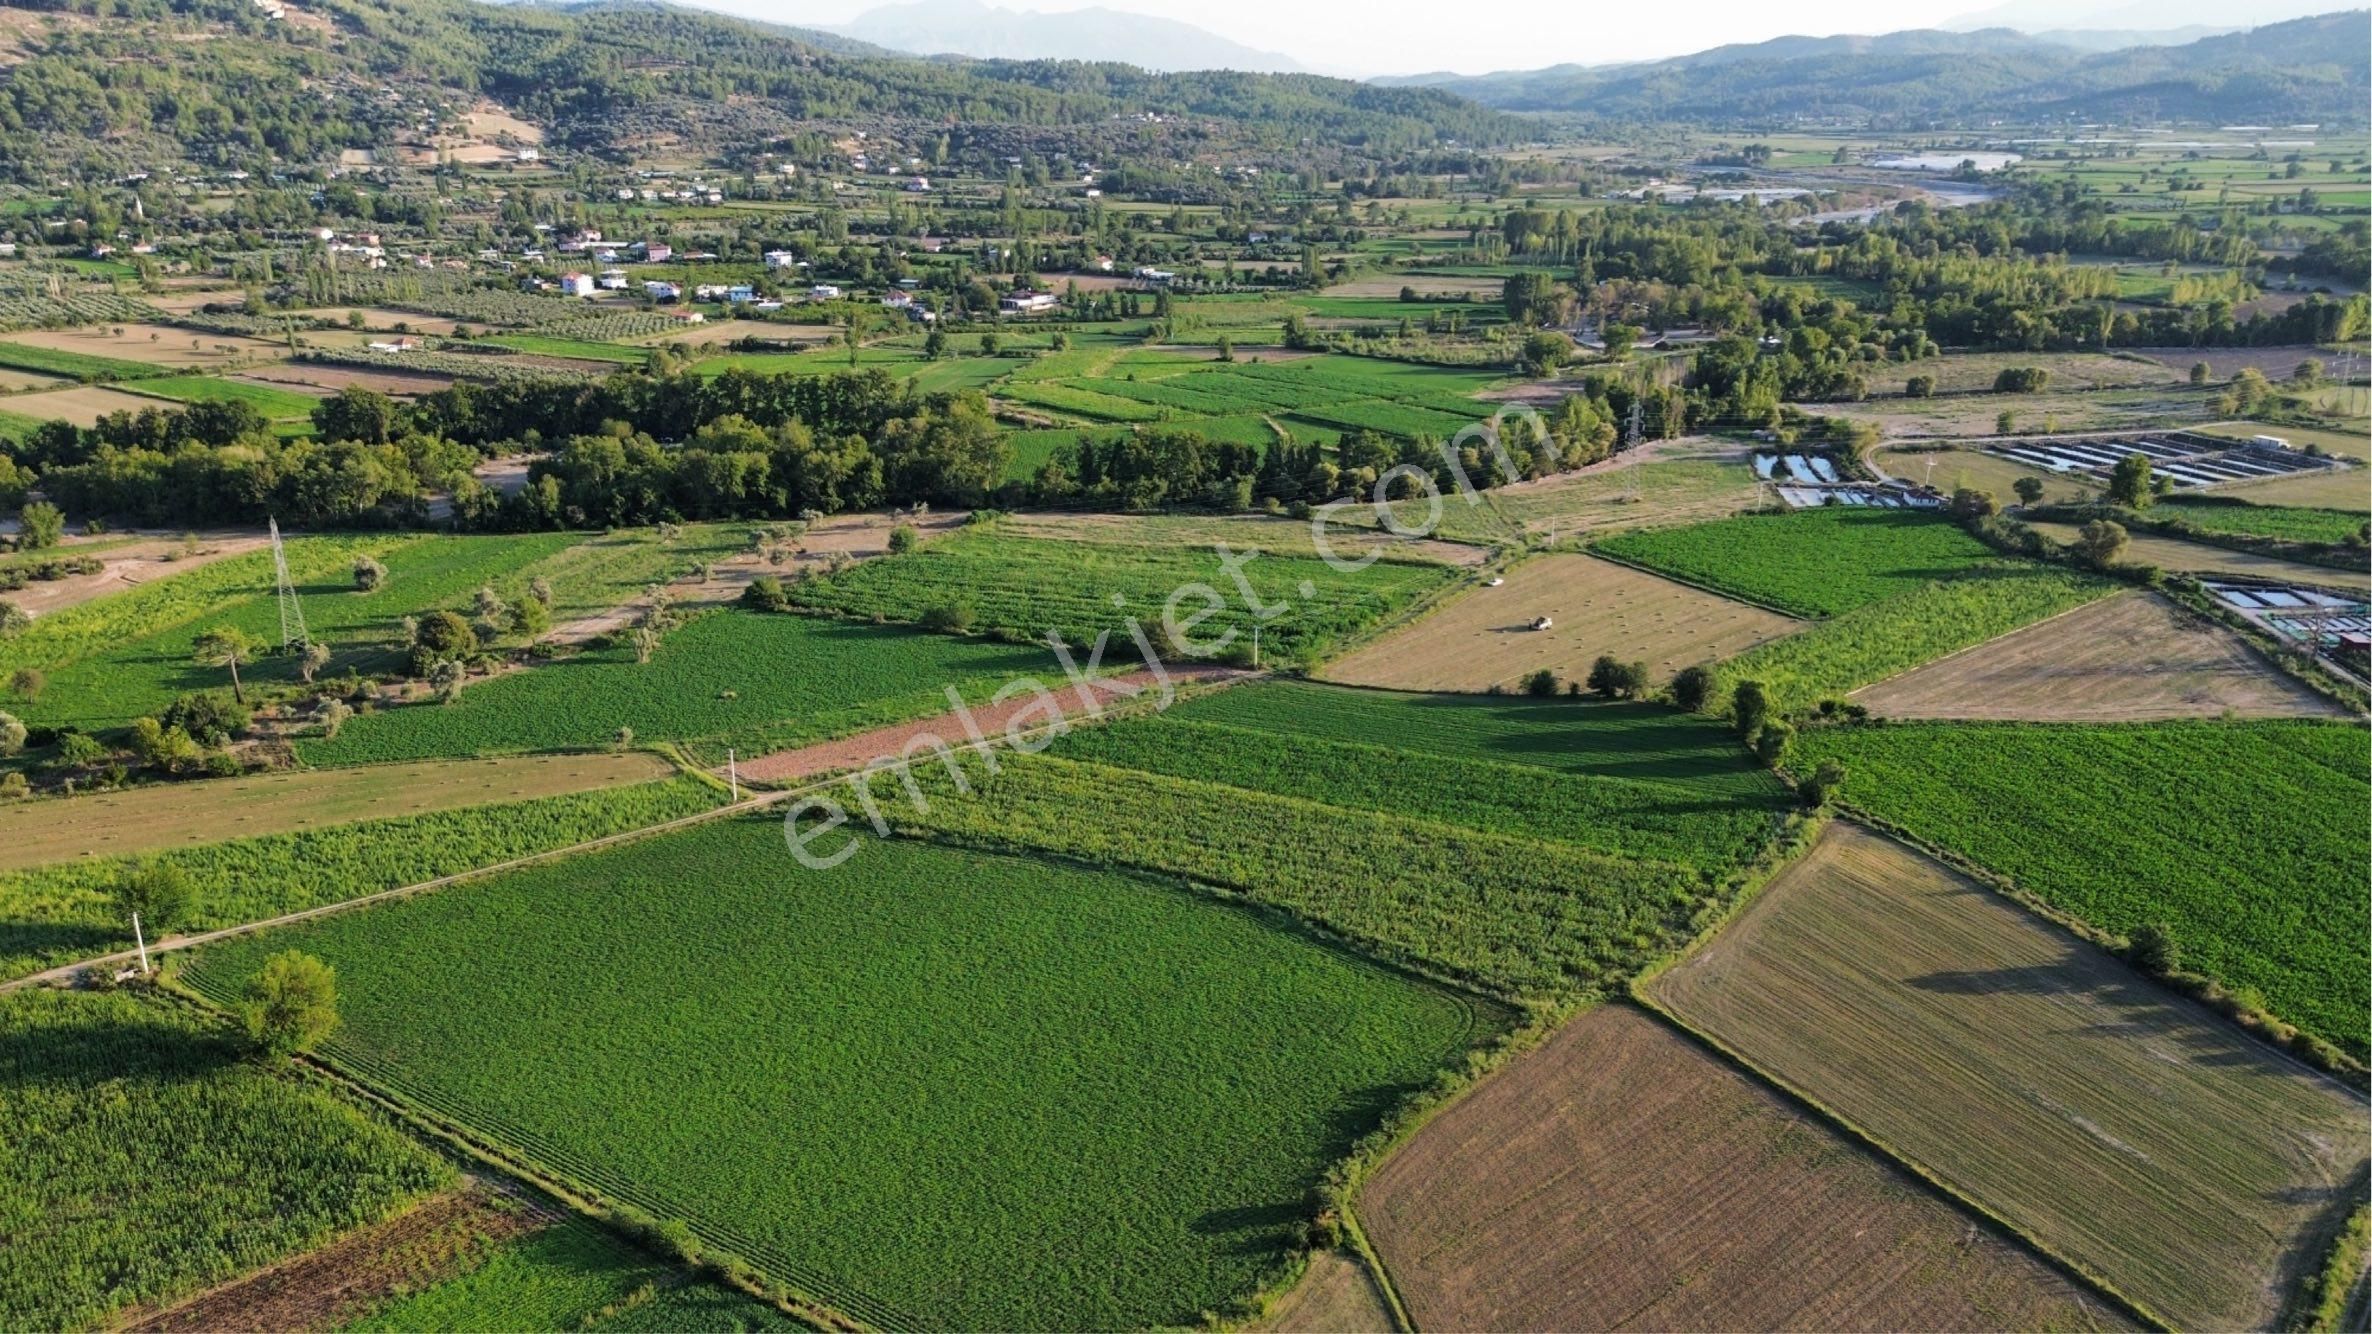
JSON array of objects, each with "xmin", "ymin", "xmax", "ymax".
[
  {"xmin": 1792, "ymin": 719, "xmax": 2371, "ymax": 1057},
  {"xmin": 0, "ymin": 776, "xmax": 717, "ymax": 984},
  {"xmin": 0, "ymin": 989, "xmax": 448, "ymax": 1330},
  {"xmin": 2150, "ymin": 497, "xmax": 2369, "ymax": 547},
  {"xmin": 121, "ymin": 374, "xmax": 324, "ymax": 420},
  {"xmin": 1047, "ymin": 714, "xmax": 1786, "ymax": 869},
  {"xmin": 1592, "ymin": 509, "xmax": 2021, "ymax": 618},
  {"xmin": 297, "ymin": 610, "xmax": 1055, "ymax": 767},
  {"xmin": 185, "ymin": 826, "xmax": 1493, "ymax": 1330},
  {"xmin": 785, "ymin": 527, "xmax": 1457, "ymax": 668},
  {"xmin": 1168, "ymin": 681, "xmax": 1783, "ymax": 799},
  {"xmin": 0, "ymin": 340, "xmax": 163, "ymax": 380}
]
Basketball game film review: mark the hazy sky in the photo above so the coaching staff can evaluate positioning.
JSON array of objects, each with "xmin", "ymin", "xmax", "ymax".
[{"xmin": 715, "ymin": 0, "xmax": 1980, "ymax": 75}]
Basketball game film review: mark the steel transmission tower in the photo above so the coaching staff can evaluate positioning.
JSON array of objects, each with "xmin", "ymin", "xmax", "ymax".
[{"xmin": 270, "ymin": 517, "xmax": 309, "ymax": 648}]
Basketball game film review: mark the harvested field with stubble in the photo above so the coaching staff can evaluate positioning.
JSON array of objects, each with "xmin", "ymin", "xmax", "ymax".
[
  {"xmin": 1852, "ymin": 591, "xmax": 2344, "ymax": 722},
  {"xmin": 1648, "ymin": 823, "xmax": 2370, "ymax": 1332},
  {"xmin": 1321, "ymin": 551, "xmax": 1800, "ymax": 691},
  {"xmin": 1361, "ymin": 1004, "xmax": 2129, "ymax": 1333}
]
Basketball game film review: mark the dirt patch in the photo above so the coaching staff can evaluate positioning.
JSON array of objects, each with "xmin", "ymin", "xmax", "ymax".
[
  {"xmin": 0, "ymin": 752, "xmax": 674, "ymax": 870},
  {"xmin": 1323, "ymin": 552, "xmax": 1800, "ymax": 692},
  {"xmin": 0, "ymin": 324, "xmax": 285, "ymax": 366},
  {"xmin": 1323, "ymin": 275, "xmax": 1503, "ymax": 300},
  {"xmin": 1648, "ymin": 822, "xmax": 2371, "ymax": 1332},
  {"xmin": 1853, "ymin": 591, "xmax": 2345, "ymax": 722},
  {"xmin": 1004, "ymin": 511, "xmax": 1486, "ymax": 566},
  {"xmin": 550, "ymin": 511, "xmax": 967, "ymax": 646},
  {"xmin": 1362, "ymin": 1004, "xmax": 2127, "ymax": 1332},
  {"xmin": 2, "ymin": 533, "xmax": 268, "ymax": 619},
  {"xmin": 129, "ymin": 1184, "xmax": 553, "ymax": 1333},
  {"xmin": 735, "ymin": 665, "xmax": 1248, "ymax": 785},
  {"xmin": 1257, "ymin": 1249, "xmax": 1394, "ymax": 1333},
  {"xmin": 0, "ymin": 368, "xmax": 62, "ymax": 393},
  {"xmin": 286, "ymin": 307, "xmax": 468, "ymax": 336},
  {"xmin": 238, "ymin": 364, "xmax": 455, "ymax": 397},
  {"xmin": 626, "ymin": 319, "xmax": 837, "ymax": 347},
  {"xmin": 5, "ymin": 385, "xmax": 191, "ymax": 427},
  {"xmin": 2128, "ymin": 346, "xmax": 2338, "ymax": 381}
]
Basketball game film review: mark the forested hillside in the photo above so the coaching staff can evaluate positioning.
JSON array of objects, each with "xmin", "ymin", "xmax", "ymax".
[
  {"xmin": 1383, "ymin": 12, "xmax": 2371, "ymax": 125},
  {"xmin": 0, "ymin": 0, "xmax": 1526, "ymax": 180}
]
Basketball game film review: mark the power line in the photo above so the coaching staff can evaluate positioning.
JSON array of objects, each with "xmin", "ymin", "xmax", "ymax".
[{"xmin": 270, "ymin": 517, "xmax": 309, "ymax": 650}]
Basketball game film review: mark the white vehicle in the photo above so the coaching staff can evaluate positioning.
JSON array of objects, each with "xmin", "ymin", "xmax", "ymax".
[
  {"xmin": 1530, "ymin": 615, "xmax": 1553, "ymax": 631},
  {"xmin": 1486, "ymin": 576, "xmax": 1505, "ymax": 587}
]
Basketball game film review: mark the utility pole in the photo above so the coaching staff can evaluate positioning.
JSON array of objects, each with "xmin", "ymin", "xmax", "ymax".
[
  {"xmin": 727, "ymin": 748, "xmax": 739, "ymax": 803},
  {"xmin": 132, "ymin": 911, "xmax": 149, "ymax": 976},
  {"xmin": 269, "ymin": 517, "xmax": 308, "ymax": 649},
  {"xmin": 1251, "ymin": 625, "xmax": 1261, "ymax": 670},
  {"xmin": 1625, "ymin": 398, "xmax": 1644, "ymax": 502}
]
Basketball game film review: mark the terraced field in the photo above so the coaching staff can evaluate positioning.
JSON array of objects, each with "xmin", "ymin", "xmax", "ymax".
[{"xmin": 185, "ymin": 826, "xmax": 1495, "ymax": 1330}]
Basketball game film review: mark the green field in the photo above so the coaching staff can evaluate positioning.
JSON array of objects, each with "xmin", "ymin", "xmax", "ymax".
[
  {"xmin": 994, "ymin": 351, "xmax": 1500, "ymax": 444},
  {"xmin": 297, "ymin": 610, "xmax": 1055, "ymax": 767},
  {"xmin": 121, "ymin": 374, "xmax": 324, "ymax": 420},
  {"xmin": 0, "ymin": 988, "xmax": 448, "ymax": 1330},
  {"xmin": 784, "ymin": 527, "xmax": 1457, "ymax": 668},
  {"xmin": 348, "ymin": 1216, "xmax": 795, "ymax": 1333},
  {"xmin": 1792, "ymin": 719, "xmax": 2371, "ymax": 1057},
  {"xmin": 0, "ymin": 777, "xmax": 717, "ymax": 984},
  {"xmin": 1046, "ymin": 713, "xmax": 1786, "ymax": 868},
  {"xmin": 479, "ymin": 334, "xmax": 656, "ymax": 365},
  {"xmin": 0, "ymin": 340, "xmax": 163, "ymax": 380},
  {"xmin": 0, "ymin": 531, "xmax": 584, "ymax": 731},
  {"xmin": 2151, "ymin": 497, "xmax": 2370, "ymax": 547},
  {"xmin": 1592, "ymin": 509, "xmax": 2020, "ymax": 618},
  {"xmin": 185, "ymin": 827, "xmax": 1493, "ymax": 1330},
  {"xmin": 1705, "ymin": 566, "xmax": 2115, "ymax": 716}
]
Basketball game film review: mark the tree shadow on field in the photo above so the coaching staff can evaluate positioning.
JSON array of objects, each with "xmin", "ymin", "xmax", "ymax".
[
  {"xmin": 0, "ymin": 997, "xmax": 246, "ymax": 1091},
  {"xmin": 1185, "ymin": 1076, "xmax": 1425, "ymax": 1256},
  {"xmin": 0, "ymin": 920, "xmax": 120, "ymax": 978}
]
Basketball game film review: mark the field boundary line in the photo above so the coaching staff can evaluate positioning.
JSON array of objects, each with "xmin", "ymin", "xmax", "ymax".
[
  {"xmin": 1626, "ymin": 986, "xmax": 2171, "ymax": 1333},
  {"xmin": 1813, "ymin": 800, "xmax": 2369, "ymax": 1089},
  {"xmin": 4, "ymin": 671, "xmax": 1266, "ymax": 994},
  {"xmin": 1835, "ymin": 584, "xmax": 2129, "ymax": 703},
  {"xmin": 1575, "ymin": 545, "xmax": 1815, "ymax": 621}
]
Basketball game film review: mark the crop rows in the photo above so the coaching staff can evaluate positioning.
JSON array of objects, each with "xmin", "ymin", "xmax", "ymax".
[
  {"xmin": 536, "ymin": 311, "xmax": 680, "ymax": 343},
  {"xmin": 785, "ymin": 529, "xmax": 1454, "ymax": 667},
  {"xmin": 1706, "ymin": 567, "xmax": 2115, "ymax": 715},
  {"xmin": 1593, "ymin": 509, "xmax": 2016, "ymax": 618},
  {"xmin": 346, "ymin": 1219, "xmax": 682, "ymax": 1333},
  {"xmin": 182, "ymin": 825, "xmax": 1481, "ymax": 1330},
  {"xmin": 0, "ymin": 775, "xmax": 718, "ymax": 984},
  {"xmin": 2151, "ymin": 497, "xmax": 2368, "ymax": 547},
  {"xmin": 0, "ymin": 340, "xmax": 167, "ymax": 382},
  {"xmin": 1792, "ymin": 719, "xmax": 2371, "ymax": 1056},
  {"xmin": 1049, "ymin": 715, "xmax": 1785, "ymax": 869},
  {"xmin": 1173, "ymin": 681, "xmax": 1785, "ymax": 800},
  {"xmin": 882, "ymin": 750, "xmax": 1711, "ymax": 998},
  {"xmin": 301, "ymin": 348, "xmax": 605, "ymax": 384},
  {"xmin": 995, "ymin": 380, "xmax": 1169, "ymax": 422},
  {"xmin": 0, "ymin": 271, "xmax": 163, "ymax": 331},
  {"xmin": 0, "ymin": 989, "xmax": 448, "ymax": 1331},
  {"xmin": 475, "ymin": 334, "xmax": 654, "ymax": 365}
]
